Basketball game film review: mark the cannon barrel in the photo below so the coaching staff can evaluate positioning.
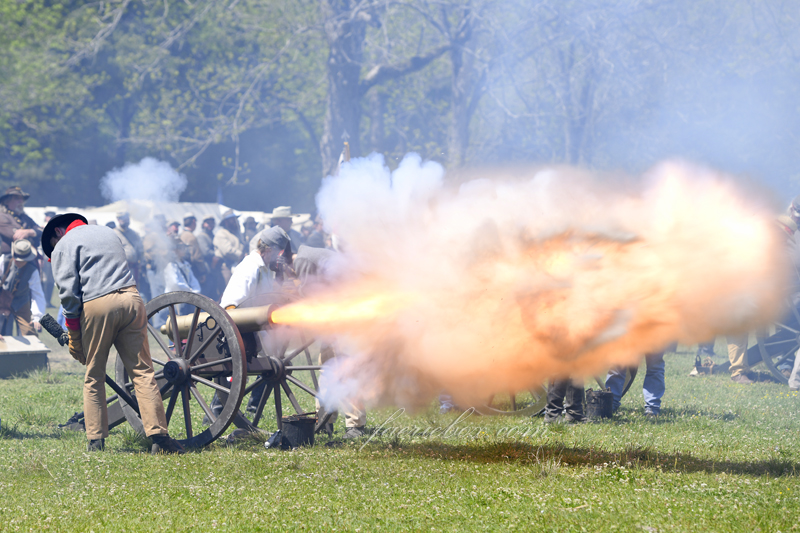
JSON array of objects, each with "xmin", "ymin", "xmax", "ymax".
[{"xmin": 160, "ymin": 304, "xmax": 281, "ymax": 338}]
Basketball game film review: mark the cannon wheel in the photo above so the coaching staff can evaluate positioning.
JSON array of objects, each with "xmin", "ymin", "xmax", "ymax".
[
  {"xmin": 224, "ymin": 291, "xmax": 325, "ymax": 434},
  {"xmin": 753, "ymin": 262, "xmax": 800, "ymax": 384},
  {"xmin": 116, "ymin": 292, "xmax": 247, "ymax": 449},
  {"xmin": 474, "ymin": 367, "xmax": 637, "ymax": 417},
  {"xmin": 474, "ymin": 386, "xmax": 547, "ymax": 416},
  {"xmin": 755, "ymin": 308, "xmax": 799, "ymax": 385}
]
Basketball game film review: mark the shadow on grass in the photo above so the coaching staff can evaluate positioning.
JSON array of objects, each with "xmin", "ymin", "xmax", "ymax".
[
  {"xmin": 0, "ymin": 422, "xmax": 65, "ymax": 440},
  {"xmin": 360, "ymin": 440, "xmax": 799, "ymax": 478},
  {"xmin": 610, "ymin": 407, "xmax": 738, "ymax": 422}
]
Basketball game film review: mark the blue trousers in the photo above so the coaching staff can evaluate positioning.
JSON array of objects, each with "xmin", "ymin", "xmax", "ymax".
[{"xmin": 605, "ymin": 351, "xmax": 665, "ymax": 414}]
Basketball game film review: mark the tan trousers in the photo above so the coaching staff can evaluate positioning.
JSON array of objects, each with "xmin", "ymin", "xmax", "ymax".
[
  {"xmin": 82, "ymin": 286, "xmax": 168, "ymax": 440},
  {"xmin": 727, "ymin": 335, "xmax": 749, "ymax": 378},
  {"xmin": 14, "ymin": 303, "xmax": 36, "ymax": 336},
  {"xmin": 315, "ymin": 344, "xmax": 366, "ymax": 428}
]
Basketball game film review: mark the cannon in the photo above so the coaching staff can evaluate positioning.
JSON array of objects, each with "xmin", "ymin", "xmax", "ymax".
[
  {"xmin": 110, "ymin": 291, "xmax": 639, "ymax": 446},
  {"xmin": 111, "ymin": 291, "xmax": 326, "ymax": 449},
  {"xmin": 52, "ymin": 288, "xmax": 640, "ymax": 444}
]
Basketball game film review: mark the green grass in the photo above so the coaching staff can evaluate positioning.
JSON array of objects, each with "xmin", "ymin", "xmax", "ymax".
[{"xmin": 0, "ymin": 347, "xmax": 798, "ymax": 532}]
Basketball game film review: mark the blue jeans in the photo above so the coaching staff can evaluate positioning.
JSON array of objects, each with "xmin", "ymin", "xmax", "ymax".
[{"xmin": 605, "ymin": 351, "xmax": 665, "ymax": 414}]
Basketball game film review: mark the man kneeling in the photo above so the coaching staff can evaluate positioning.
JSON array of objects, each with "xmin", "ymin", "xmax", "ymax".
[{"xmin": 43, "ymin": 213, "xmax": 184, "ymax": 454}]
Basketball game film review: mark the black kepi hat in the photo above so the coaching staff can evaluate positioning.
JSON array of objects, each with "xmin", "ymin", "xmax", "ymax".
[{"xmin": 42, "ymin": 213, "xmax": 88, "ymax": 258}]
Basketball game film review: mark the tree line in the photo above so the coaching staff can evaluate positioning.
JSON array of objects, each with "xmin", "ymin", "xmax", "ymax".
[{"xmin": 2, "ymin": 0, "xmax": 800, "ymax": 210}]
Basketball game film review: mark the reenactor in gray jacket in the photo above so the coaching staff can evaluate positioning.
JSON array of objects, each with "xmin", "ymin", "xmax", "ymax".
[
  {"xmin": 179, "ymin": 212, "xmax": 209, "ymax": 289},
  {"xmin": 113, "ymin": 212, "xmax": 145, "ymax": 291},
  {"xmin": 196, "ymin": 215, "xmax": 219, "ymax": 300},
  {"xmin": 214, "ymin": 209, "xmax": 244, "ymax": 286},
  {"xmin": 43, "ymin": 213, "xmax": 183, "ymax": 454}
]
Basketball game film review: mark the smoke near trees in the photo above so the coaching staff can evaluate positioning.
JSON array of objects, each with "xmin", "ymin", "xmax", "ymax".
[{"xmin": 2, "ymin": 0, "xmax": 800, "ymax": 209}]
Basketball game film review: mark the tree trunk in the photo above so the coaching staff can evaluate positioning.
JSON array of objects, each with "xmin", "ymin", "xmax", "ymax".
[
  {"xmin": 447, "ymin": 44, "xmax": 470, "ymax": 169},
  {"xmin": 320, "ymin": 0, "xmax": 366, "ymax": 177}
]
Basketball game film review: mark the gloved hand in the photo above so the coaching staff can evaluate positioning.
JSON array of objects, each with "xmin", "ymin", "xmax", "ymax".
[{"xmin": 67, "ymin": 328, "xmax": 86, "ymax": 365}]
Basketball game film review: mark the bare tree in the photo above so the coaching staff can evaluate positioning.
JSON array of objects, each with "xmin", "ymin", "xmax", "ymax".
[{"xmin": 319, "ymin": 0, "xmax": 450, "ymax": 176}]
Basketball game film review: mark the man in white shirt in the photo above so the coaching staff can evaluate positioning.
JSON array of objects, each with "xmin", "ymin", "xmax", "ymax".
[
  {"xmin": 220, "ymin": 227, "xmax": 291, "ymax": 309},
  {"xmin": 0, "ymin": 239, "xmax": 46, "ymax": 336},
  {"xmin": 205, "ymin": 227, "xmax": 291, "ymax": 422}
]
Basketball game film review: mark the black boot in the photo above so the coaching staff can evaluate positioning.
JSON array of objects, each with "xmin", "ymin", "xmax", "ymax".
[
  {"xmin": 564, "ymin": 384, "xmax": 585, "ymax": 423},
  {"xmin": 87, "ymin": 438, "xmax": 105, "ymax": 452},
  {"xmin": 151, "ymin": 434, "xmax": 186, "ymax": 455},
  {"xmin": 247, "ymin": 382, "xmax": 267, "ymax": 415},
  {"xmin": 544, "ymin": 380, "xmax": 568, "ymax": 423},
  {"xmin": 202, "ymin": 393, "xmax": 224, "ymax": 426}
]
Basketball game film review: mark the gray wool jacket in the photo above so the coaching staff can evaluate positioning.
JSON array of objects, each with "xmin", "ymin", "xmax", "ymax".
[{"xmin": 51, "ymin": 225, "xmax": 136, "ymax": 319}]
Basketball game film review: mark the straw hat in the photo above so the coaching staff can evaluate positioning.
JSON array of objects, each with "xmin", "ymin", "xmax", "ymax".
[
  {"xmin": 12, "ymin": 239, "xmax": 37, "ymax": 262},
  {"xmin": 271, "ymin": 206, "xmax": 293, "ymax": 219}
]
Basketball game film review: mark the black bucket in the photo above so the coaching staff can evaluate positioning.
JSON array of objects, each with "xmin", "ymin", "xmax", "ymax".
[
  {"xmin": 280, "ymin": 414, "xmax": 316, "ymax": 447},
  {"xmin": 585, "ymin": 388, "xmax": 613, "ymax": 419}
]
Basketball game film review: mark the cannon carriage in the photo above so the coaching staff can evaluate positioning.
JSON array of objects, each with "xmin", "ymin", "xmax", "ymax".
[{"xmin": 58, "ymin": 289, "xmax": 640, "ymax": 448}]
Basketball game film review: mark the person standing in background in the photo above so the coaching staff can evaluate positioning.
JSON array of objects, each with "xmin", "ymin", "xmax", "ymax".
[
  {"xmin": 214, "ymin": 209, "xmax": 244, "ymax": 287},
  {"xmin": 0, "ymin": 186, "xmax": 42, "ymax": 255},
  {"xmin": 0, "ymin": 239, "xmax": 46, "ymax": 336},
  {"xmin": 270, "ymin": 206, "xmax": 304, "ymax": 254},
  {"xmin": 242, "ymin": 216, "xmax": 258, "ymax": 254},
  {"xmin": 180, "ymin": 213, "xmax": 209, "ymax": 294},
  {"xmin": 113, "ymin": 212, "xmax": 146, "ymax": 298},
  {"xmin": 196, "ymin": 214, "xmax": 219, "ymax": 300},
  {"xmin": 40, "ymin": 211, "xmax": 56, "ymax": 307}
]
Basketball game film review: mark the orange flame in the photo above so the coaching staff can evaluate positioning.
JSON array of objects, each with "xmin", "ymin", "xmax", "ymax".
[
  {"xmin": 271, "ymin": 291, "xmax": 419, "ymax": 327},
  {"xmin": 295, "ymin": 159, "xmax": 791, "ymax": 410}
]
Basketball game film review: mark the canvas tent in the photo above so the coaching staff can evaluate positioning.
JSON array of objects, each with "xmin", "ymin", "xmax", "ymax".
[{"xmin": 26, "ymin": 201, "xmax": 310, "ymax": 235}]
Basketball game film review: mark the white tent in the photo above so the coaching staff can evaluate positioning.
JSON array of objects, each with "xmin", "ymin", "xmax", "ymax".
[{"xmin": 26, "ymin": 201, "xmax": 310, "ymax": 234}]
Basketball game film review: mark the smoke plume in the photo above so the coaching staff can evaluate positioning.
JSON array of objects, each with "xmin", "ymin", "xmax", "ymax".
[
  {"xmin": 100, "ymin": 157, "xmax": 187, "ymax": 203},
  {"xmin": 273, "ymin": 154, "xmax": 791, "ymax": 411}
]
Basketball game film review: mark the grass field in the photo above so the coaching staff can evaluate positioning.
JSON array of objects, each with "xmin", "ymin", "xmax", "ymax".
[{"xmin": 0, "ymin": 337, "xmax": 798, "ymax": 532}]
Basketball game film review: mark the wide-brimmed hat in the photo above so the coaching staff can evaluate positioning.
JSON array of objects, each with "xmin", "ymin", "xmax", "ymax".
[
  {"xmin": 116, "ymin": 211, "xmax": 130, "ymax": 219},
  {"xmin": 11, "ymin": 239, "xmax": 37, "ymax": 262},
  {"xmin": 42, "ymin": 213, "xmax": 88, "ymax": 258},
  {"xmin": 183, "ymin": 211, "xmax": 196, "ymax": 222},
  {"xmin": 0, "ymin": 186, "xmax": 30, "ymax": 203},
  {"xmin": 243, "ymin": 216, "xmax": 256, "ymax": 226},
  {"xmin": 202, "ymin": 214, "xmax": 216, "ymax": 223},
  {"xmin": 220, "ymin": 209, "xmax": 238, "ymax": 222},
  {"xmin": 271, "ymin": 206, "xmax": 293, "ymax": 219}
]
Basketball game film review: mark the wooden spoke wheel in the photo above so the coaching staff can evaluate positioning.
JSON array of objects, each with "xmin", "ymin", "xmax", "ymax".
[
  {"xmin": 116, "ymin": 291, "xmax": 247, "ymax": 449},
  {"xmin": 474, "ymin": 386, "xmax": 547, "ymax": 416},
  {"xmin": 753, "ymin": 266, "xmax": 800, "ymax": 385},
  {"xmin": 219, "ymin": 292, "xmax": 324, "ymax": 433},
  {"xmin": 755, "ymin": 308, "xmax": 800, "ymax": 385}
]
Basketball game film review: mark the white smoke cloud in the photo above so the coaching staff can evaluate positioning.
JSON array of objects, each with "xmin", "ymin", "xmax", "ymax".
[
  {"xmin": 276, "ymin": 153, "xmax": 788, "ymax": 413},
  {"xmin": 100, "ymin": 157, "xmax": 187, "ymax": 203}
]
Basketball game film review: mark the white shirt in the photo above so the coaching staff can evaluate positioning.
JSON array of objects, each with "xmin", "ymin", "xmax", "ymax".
[
  {"xmin": 164, "ymin": 260, "xmax": 201, "ymax": 294},
  {"xmin": 220, "ymin": 252, "xmax": 277, "ymax": 308},
  {"xmin": 0, "ymin": 255, "xmax": 46, "ymax": 323}
]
